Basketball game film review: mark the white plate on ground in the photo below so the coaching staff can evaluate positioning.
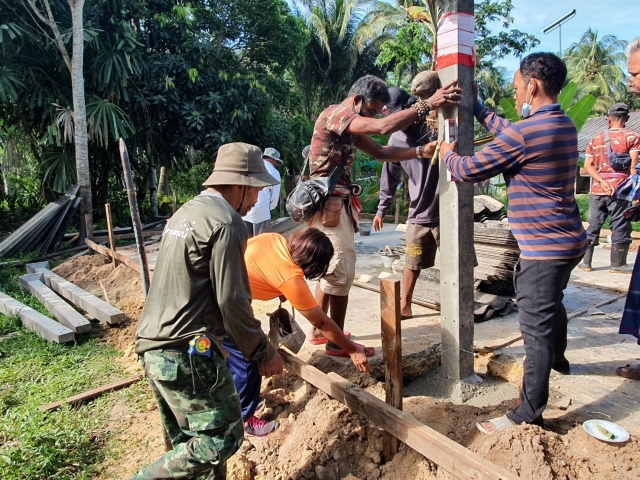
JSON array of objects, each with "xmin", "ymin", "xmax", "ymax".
[{"xmin": 583, "ymin": 419, "xmax": 630, "ymax": 443}]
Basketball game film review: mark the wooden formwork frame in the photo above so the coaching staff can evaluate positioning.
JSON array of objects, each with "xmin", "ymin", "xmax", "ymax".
[{"xmin": 279, "ymin": 348, "xmax": 518, "ymax": 480}]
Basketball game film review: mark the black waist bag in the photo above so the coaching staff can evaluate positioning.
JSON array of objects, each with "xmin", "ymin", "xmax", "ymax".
[
  {"xmin": 286, "ymin": 152, "xmax": 344, "ymax": 222},
  {"xmin": 605, "ymin": 129, "xmax": 632, "ymax": 172}
]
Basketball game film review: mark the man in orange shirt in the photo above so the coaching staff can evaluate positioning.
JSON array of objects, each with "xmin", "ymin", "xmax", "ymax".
[
  {"xmin": 580, "ymin": 102, "xmax": 639, "ymax": 273},
  {"xmin": 224, "ymin": 228, "xmax": 373, "ymax": 437}
]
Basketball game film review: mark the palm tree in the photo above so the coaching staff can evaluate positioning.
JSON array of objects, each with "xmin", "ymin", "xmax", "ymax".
[
  {"xmin": 295, "ymin": 0, "xmax": 398, "ymax": 118},
  {"xmin": 564, "ymin": 28, "xmax": 628, "ymax": 114}
]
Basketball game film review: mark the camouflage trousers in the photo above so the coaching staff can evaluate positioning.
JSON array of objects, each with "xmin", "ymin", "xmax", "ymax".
[{"xmin": 131, "ymin": 349, "xmax": 244, "ymax": 480}]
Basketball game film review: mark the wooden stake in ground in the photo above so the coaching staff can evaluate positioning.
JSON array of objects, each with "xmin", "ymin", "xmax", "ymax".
[
  {"xmin": 380, "ymin": 278, "xmax": 402, "ymax": 462},
  {"xmin": 84, "ymin": 213, "xmax": 94, "ymax": 241},
  {"xmin": 119, "ymin": 138, "xmax": 151, "ymax": 297},
  {"xmin": 436, "ymin": 0, "xmax": 477, "ymax": 381},
  {"xmin": 104, "ymin": 203, "xmax": 118, "ymax": 267}
]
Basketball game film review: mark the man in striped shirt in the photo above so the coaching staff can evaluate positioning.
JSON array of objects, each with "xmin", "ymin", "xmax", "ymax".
[{"xmin": 440, "ymin": 53, "xmax": 587, "ymax": 433}]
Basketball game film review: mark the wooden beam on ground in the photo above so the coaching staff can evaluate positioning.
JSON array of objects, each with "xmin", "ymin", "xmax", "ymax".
[
  {"xmin": 353, "ymin": 281, "xmax": 440, "ymax": 311},
  {"xmin": 105, "ymin": 203, "xmax": 118, "ymax": 267},
  {"xmin": 380, "ymin": 278, "xmax": 402, "ymax": 462},
  {"xmin": 0, "ymin": 244, "xmax": 90, "ymax": 269},
  {"xmin": 93, "ymin": 229, "xmax": 164, "ymax": 243},
  {"xmin": 19, "ymin": 274, "xmax": 92, "ymax": 334},
  {"xmin": 85, "ymin": 239, "xmax": 142, "ymax": 275},
  {"xmin": 0, "ymin": 292, "xmax": 74, "ymax": 343},
  {"xmin": 437, "ymin": 0, "xmax": 476, "ymax": 381},
  {"xmin": 39, "ymin": 374, "xmax": 143, "ymax": 412},
  {"xmin": 278, "ymin": 349, "xmax": 518, "ymax": 480},
  {"xmin": 26, "ymin": 262, "xmax": 125, "ymax": 325}
]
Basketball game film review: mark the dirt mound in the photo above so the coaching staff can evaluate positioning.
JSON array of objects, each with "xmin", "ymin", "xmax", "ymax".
[{"xmin": 53, "ymin": 255, "xmax": 142, "ymax": 352}]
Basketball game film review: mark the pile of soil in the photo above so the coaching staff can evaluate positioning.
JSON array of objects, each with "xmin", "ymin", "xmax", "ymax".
[{"xmin": 51, "ymin": 255, "xmax": 639, "ymax": 480}]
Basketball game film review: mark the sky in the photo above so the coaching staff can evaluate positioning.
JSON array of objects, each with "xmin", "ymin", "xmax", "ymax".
[{"xmin": 494, "ymin": 0, "xmax": 640, "ymax": 75}]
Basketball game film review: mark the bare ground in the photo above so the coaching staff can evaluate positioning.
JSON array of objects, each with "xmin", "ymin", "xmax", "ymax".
[{"xmin": 53, "ymin": 255, "xmax": 640, "ymax": 480}]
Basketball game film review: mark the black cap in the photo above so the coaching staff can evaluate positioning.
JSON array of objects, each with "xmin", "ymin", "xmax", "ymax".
[
  {"xmin": 608, "ymin": 102, "xmax": 630, "ymax": 115},
  {"xmin": 385, "ymin": 87, "xmax": 416, "ymax": 115}
]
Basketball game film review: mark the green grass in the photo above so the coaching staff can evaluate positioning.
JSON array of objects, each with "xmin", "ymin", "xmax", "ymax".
[{"xmin": 0, "ymin": 262, "xmax": 141, "ymax": 479}]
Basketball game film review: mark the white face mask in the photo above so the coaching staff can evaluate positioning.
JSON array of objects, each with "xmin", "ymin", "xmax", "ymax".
[{"xmin": 521, "ymin": 82, "xmax": 533, "ymax": 118}]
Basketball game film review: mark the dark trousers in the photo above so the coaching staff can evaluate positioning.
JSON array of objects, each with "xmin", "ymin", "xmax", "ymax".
[
  {"xmin": 586, "ymin": 195, "xmax": 632, "ymax": 245},
  {"xmin": 223, "ymin": 337, "xmax": 261, "ymax": 421},
  {"xmin": 132, "ymin": 350, "xmax": 243, "ymax": 479},
  {"xmin": 620, "ymin": 257, "xmax": 640, "ymax": 343},
  {"xmin": 507, "ymin": 256, "xmax": 582, "ymax": 426}
]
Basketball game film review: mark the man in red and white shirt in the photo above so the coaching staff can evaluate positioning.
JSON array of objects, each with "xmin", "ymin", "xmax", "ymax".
[{"xmin": 580, "ymin": 102, "xmax": 639, "ymax": 273}]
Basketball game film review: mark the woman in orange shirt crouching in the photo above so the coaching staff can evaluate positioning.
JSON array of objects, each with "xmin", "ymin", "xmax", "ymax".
[{"xmin": 225, "ymin": 228, "xmax": 374, "ymax": 437}]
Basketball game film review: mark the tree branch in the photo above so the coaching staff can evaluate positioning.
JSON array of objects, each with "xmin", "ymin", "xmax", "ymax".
[{"xmin": 23, "ymin": 0, "xmax": 72, "ymax": 71}]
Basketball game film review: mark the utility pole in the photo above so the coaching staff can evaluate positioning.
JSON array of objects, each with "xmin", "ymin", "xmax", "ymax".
[{"xmin": 436, "ymin": 0, "xmax": 477, "ymax": 386}]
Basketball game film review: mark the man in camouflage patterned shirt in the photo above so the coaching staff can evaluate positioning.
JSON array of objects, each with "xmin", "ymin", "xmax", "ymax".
[
  {"xmin": 132, "ymin": 143, "xmax": 283, "ymax": 479},
  {"xmin": 306, "ymin": 74, "xmax": 462, "ymax": 356}
]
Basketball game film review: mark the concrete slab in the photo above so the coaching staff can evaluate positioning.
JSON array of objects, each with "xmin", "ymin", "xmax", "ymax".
[
  {"xmin": 0, "ymin": 292, "xmax": 74, "ymax": 343},
  {"xmin": 27, "ymin": 263, "xmax": 125, "ymax": 325},
  {"xmin": 19, "ymin": 274, "xmax": 92, "ymax": 334},
  {"xmin": 571, "ymin": 245, "xmax": 637, "ymax": 292}
]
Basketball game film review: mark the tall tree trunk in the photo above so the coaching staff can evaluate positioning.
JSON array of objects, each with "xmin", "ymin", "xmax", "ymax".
[
  {"xmin": 149, "ymin": 160, "xmax": 158, "ymax": 217},
  {"xmin": 157, "ymin": 166, "xmax": 167, "ymax": 195},
  {"xmin": 69, "ymin": 0, "xmax": 91, "ymax": 241},
  {"xmin": 23, "ymin": 0, "xmax": 91, "ymax": 238}
]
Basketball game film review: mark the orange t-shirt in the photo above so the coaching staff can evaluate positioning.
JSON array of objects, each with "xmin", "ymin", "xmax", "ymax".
[{"xmin": 245, "ymin": 233, "xmax": 318, "ymax": 311}]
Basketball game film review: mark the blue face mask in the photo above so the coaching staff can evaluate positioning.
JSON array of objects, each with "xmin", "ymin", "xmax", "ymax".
[{"xmin": 521, "ymin": 82, "xmax": 533, "ymax": 118}]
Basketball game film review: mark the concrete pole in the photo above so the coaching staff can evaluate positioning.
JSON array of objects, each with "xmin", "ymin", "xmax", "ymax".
[{"xmin": 437, "ymin": 0, "xmax": 476, "ymax": 381}]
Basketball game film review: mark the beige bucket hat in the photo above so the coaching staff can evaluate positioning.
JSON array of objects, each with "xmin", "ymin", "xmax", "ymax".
[{"xmin": 203, "ymin": 142, "xmax": 279, "ymax": 188}]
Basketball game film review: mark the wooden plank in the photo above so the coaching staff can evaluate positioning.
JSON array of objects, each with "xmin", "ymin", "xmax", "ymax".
[
  {"xmin": 26, "ymin": 264, "xmax": 125, "ymax": 325},
  {"xmin": 119, "ymin": 139, "xmax": 151, "ymax": 296},
  {"xmin": 0, "ymin": 292, "xmax": 74, "ymax": 343},
  {"xmin": 93, "ymin": 229, "xmax": 164, "ymax": 243},
  {"xmin": 279, "ymin": 349, "xmax": 518, "ymax": 480},
  {"xmin": 0, "ymin": 244, "xmax": 89, "ymax": 269},
  {"xmin": 39, "ymin": 374, "xmax": 143, "ymax": 412},
  {"xmin": 380, "ymin": 278, "xmax": 402, "ymax": 462},
  {"xmin": 105, "ymin": 203, "xmax": 118, "ymax": 267},
  {"xmin": 19, "ymin": 274, "xmax": 93, "ymax": 333},
  {"xmin": 85, "ymin": 239, "xmax": 142, "ymax": 275},
  {"xmin": 353, "ymin": 281, "xmax": 440, "ymax": 311}
]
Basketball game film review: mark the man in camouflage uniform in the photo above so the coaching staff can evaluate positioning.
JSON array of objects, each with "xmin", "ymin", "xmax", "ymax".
[
  {"xmin": 132, "ymin": 143, "xmax": 284, "ymax": 479},
  {"xmin": 306, "ymin": 74, "xmax": 461, "ymax": 355}
]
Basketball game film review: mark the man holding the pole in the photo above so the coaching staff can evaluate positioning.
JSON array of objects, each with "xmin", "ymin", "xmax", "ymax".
[
  {"xmin": 306, "ymin": 74, "xmax": 462, "ymax": 355},
  {"xmin": 441, "ymin": 53, "xmax": 586, "ymax": 432}
]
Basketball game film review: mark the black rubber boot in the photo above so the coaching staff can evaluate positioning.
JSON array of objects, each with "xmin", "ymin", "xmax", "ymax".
[
  {"xmin": 578, "ymin": 245, "xmax": 595, "ymax": 272},
  {"xmin": 609, "ymin": 243, "xmax": 633, "ymax": 273}
]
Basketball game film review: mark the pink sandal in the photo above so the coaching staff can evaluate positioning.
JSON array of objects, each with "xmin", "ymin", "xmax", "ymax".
[{"xmin": 308, "ymin": 331, "xmax": 351, "ymax": 345}]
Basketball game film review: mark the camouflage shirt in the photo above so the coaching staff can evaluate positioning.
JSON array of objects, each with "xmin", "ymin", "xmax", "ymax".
[{"xmin": 308, "ymin": 104, "xmax": 358, "ymax": 186}]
